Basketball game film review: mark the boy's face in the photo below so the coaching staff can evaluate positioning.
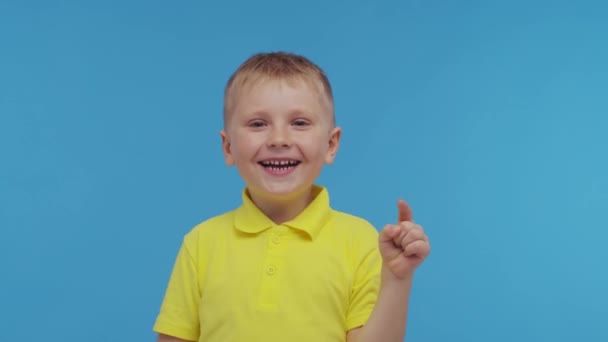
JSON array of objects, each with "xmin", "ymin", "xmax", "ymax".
[{"xmin": 220, "ymin": 79, "xmax": 341, "ymax": 201}]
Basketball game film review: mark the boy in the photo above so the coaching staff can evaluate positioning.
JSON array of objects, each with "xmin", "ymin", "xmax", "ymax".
[{"xmin": 153, "ymin": 52, "xmax": 431, "ymax": 342}]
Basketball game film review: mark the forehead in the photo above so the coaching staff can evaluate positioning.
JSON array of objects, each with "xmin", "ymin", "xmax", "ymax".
[{"xmin": 229, "ymin": 77, "xmax": 333, "ymax": 117}]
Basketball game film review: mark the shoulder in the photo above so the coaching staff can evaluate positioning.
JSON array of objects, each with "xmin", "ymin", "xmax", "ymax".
[
  {"xmin": 325, "ymin": 209, "xmax": 381, "ymax": 273},
  {"xmin": 329, "ymin": 209, "xmax": 379, "ymax": 237},
  {"xmin": 170, "ymin": 209, "xmax": 238, "ymax": 268},
  {"xmin": 181, "ymin": 209, "xmax": 237, "ymax": 246},
  {"xmin": 323, "ymin": 209, "xmax": 380, "ymax": 256}
]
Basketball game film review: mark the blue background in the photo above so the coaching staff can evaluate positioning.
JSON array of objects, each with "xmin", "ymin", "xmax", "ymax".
[{"xmin": 1, "ymin": 1, "xmax": 607, "ymax": 341}]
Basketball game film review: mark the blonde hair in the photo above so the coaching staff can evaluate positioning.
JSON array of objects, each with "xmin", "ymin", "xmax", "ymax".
[{"xmin": 223, "ymin": 52, "xmax": 335, "ymax": 127}]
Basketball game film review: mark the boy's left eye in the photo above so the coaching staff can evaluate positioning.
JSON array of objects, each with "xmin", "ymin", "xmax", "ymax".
[{"xmin": 293, "ymin": 120, "xmax": 309, "ymax": 126}]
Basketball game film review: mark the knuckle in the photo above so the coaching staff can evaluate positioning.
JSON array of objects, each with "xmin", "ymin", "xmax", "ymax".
[{"xmin": 401, "ymin": 221, "xmax": 415, "ymax": 229}]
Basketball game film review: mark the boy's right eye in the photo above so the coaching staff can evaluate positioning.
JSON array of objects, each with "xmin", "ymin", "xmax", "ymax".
[{"xmin": 249, "ymin": 120, "xmax": 266, "ymax": 128}]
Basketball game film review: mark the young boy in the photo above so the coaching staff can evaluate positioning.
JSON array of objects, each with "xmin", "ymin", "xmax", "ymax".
[{"xmin": 153, "ymin": 52, "xmax": 431, "ymax": 342}]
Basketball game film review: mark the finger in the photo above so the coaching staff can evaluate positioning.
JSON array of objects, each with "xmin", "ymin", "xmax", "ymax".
[
  {"xmin": 392, "ymin": 224, "xmax": 408, "ymax": 248},
  {"xmin": 399, "ymin": 221, "xmax": 420, "ymax": 232},
  {"xmin": 397, "ymin": 221, "xmax": 423, "ymax": 239},
  {"xmin": 393, "ymin": 222, "xmax": 422, "ymax": 247},
  {"xmin": 397, "ymin": 199, "xmax": 413, "ymax": 223},
  {"xmin": 399, "ymin": 226, "xmax": 427, "ymax": 248},
  {"xmin": 404, "ymin": 240, "xmax": 431, "ymax": 258},
  {"xmin": 379, "ymin": 224, "xmax": 401, "ymax": 243}
]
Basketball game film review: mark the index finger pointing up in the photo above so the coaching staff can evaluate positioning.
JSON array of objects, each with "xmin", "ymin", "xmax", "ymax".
[{"xmin": 397, "ymin": 199, "xmax": 413, "ymax": 223}]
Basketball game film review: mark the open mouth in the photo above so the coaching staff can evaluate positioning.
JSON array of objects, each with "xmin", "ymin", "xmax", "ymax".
[{"xmin": 258, "ymin": 159, "xmax": 301, "ymax": 173}]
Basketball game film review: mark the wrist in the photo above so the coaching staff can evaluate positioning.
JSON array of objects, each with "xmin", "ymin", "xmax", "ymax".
[{"xmin": 381, "ymin": 265, "xmax": 414, "ymax": 287}]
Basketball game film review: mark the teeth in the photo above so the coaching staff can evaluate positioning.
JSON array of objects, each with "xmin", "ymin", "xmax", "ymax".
[{"xmin": 261, "ymin": 160, "xmax": 299, "ymax": 166}]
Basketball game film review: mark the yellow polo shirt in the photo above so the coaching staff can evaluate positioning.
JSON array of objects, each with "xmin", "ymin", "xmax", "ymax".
[{"xmin": 153, "ymin": 185, "xmax": 381, "ymax": 342}]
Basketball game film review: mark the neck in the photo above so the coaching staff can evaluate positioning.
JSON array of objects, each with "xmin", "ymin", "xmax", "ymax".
[{"xmin": 249, "ymin": 187, "xmax": 314, "ymax": 224}]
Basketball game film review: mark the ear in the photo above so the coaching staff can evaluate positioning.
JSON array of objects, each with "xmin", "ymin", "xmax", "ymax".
[
  {"xmin": 324, "ymin": 126, "xmax": 342, "ymax": 164},
  {"xmin": 220, "ymin": 130, "xmax": 235, "ymax": 166}
]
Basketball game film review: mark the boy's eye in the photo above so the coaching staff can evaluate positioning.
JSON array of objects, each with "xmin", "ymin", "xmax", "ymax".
[
  {"xmin": 249, "ymin": 120, "xmax": 266, "ymax": 128},
  {"xmin": 293, "ymin": 120, "xmax": 309, "ymax": 126}
]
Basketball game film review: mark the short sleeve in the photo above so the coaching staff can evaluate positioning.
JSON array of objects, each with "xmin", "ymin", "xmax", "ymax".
[
  {"xmin": 153, "ymin": 235, "xmax": 201, "ymax": 341},
  {"xmin": 345, "ymin": 230, "xmax": 382, "ymax": 330}
]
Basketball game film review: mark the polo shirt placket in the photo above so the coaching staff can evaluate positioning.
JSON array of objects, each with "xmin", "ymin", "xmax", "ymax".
[{"xmin": 257, "ymin": 225, "xmax": 289, "ymax": 312}]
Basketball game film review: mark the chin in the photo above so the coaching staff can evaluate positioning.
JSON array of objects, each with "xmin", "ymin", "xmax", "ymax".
[{"xmin": 251, "ymin": 183, "xmax": 313, "ymax": 200}]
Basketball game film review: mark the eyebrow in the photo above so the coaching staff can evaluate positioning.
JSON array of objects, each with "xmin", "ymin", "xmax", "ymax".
[{"xmin": 240, "ymin": 108, "xmax": 317, "ymax": 118}]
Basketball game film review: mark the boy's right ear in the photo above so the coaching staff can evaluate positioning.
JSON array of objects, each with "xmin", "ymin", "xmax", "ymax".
[{"xmin": 220, "ymin": 130, "xmax": 235, "ymax": 166}]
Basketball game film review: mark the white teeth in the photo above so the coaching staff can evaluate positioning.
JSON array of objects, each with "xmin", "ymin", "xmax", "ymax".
[{"xmin": 261, "ymin": 160, "xmax": 299, "ymax": 166}]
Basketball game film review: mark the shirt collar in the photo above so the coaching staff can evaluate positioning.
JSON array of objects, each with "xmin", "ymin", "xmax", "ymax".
[{"xmin": 234, "ymin": 185, "xmax": 332, "ymax": 240}]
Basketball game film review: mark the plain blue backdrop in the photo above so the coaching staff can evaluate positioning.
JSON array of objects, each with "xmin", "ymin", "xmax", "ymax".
[{"xmin": 1, "ymin": 1, "xmax": 607, "ymax": 341}]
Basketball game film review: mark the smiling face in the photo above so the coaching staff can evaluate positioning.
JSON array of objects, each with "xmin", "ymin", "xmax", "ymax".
[{"xmin": 221, "ymin": 78, "xmax": 341, "ymax": 203}]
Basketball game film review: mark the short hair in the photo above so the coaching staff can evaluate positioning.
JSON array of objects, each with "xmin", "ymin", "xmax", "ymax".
[{"xmin": 223, "ymin": 52, "xmax": 335, "ymax": 127}]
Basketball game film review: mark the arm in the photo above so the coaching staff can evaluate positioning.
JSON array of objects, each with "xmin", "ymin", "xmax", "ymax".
[
  {"xmin": 347, "ymin": 272, "xmax": 413, "ymax": 342},
  {"xmin": 157, "ymin": 334, "xmax": 194, "ymax": 342},
  {"xmin": 348, "ymin": 199, "xmax": 430, "ymax": 342},
  {"xmin": 153, "ymin": 235, "xmax": 202, "ymax": 342}
]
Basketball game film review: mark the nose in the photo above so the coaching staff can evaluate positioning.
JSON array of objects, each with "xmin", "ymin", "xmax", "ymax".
[{"xmin": 267, "ymin": 126, "xmax": 291, "ymax": 148}]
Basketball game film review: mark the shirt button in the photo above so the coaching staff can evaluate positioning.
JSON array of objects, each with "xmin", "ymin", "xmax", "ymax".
[
  {"xmin": 267, "ymin": 265, "xmax": 276, "ymax": 275},
  {"xmin": 272, "ymin": 235, "xmax": 280, "ymax": 244}
]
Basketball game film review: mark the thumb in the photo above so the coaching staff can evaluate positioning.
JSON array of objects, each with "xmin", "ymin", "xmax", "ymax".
[{"xmin": 397, "ymin": 199, "xmax": 413, "ymax": 223}]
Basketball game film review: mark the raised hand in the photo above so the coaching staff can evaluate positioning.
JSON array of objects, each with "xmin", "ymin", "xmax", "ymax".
[{"xmin": 378, "ymin": 199, "xmax": 431, "ymax": 280}]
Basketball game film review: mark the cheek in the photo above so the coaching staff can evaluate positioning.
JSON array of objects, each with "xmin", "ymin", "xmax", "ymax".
[
  {"xmin": 299, "ymin": 137, "xmax": 329, "ymax": 157},
  {"xmin": 232, "ymin": 137, "xmax": 261, "ymax": 159}
]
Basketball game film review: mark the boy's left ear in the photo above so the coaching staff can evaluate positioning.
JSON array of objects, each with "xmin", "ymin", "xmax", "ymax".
[{"xmin": 325, "ymin": 127, "xmax": 342, "ymax": 164}]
